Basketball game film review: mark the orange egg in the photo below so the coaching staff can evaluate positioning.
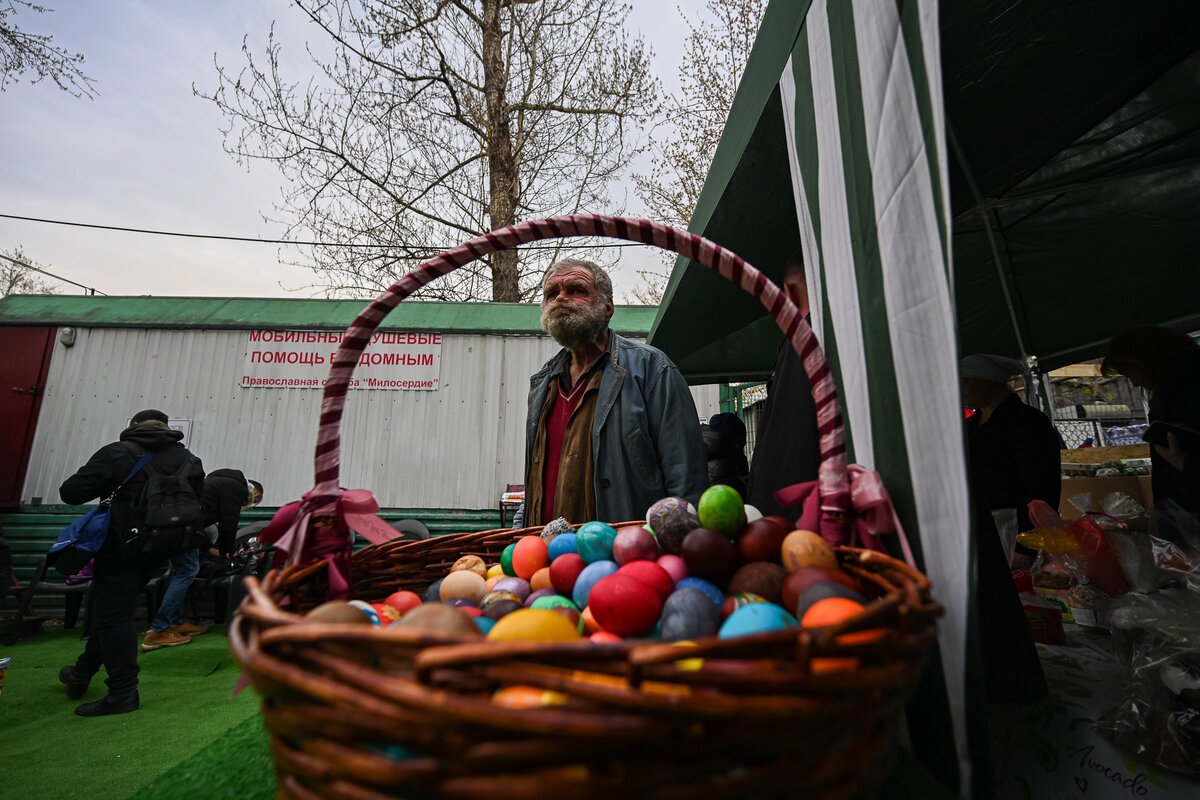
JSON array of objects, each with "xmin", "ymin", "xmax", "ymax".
[
  {"xmin": 580, "ymin": 605, "xmax": 603, "ymax": 635},
  {"xmin": 801, "ymin": 596, "xmax": 884, "ymax": 674},
  {"xmin": 492, "ymin": 685, "xmax": 568, "ymax": 709},
  {"xmin": 530, "ymin": 566, "xmax": 554, "ymax": 592},
  {"xmin": 486, "ymin": 575, "xmax": 501, "ymax": 591},
  {"xmin": 590, "ymin": 630, "xmax": 623, "ymax": 644},
  {"xmin": 512, "ymin": 536, "xmax": 550, "ymax": 580}
]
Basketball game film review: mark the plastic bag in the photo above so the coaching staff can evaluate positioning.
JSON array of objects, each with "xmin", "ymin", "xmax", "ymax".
[
  {"xmin": 1097, "ymin": 589, "xmax": 1200, "ymax": 774},
  {"xmin": 1067, "ymin": 490, "xmax": 1148, "ymax": 530},
  {"xmin": 1026, "ymin": 499, "xmax": 1132, "ymax": 597}
]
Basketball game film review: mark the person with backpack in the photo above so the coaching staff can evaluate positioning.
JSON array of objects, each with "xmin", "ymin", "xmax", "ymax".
[
  {"xmin": 142, "ymin": 469, "xmax": 263, "ymax": 650},
  {"xmin": 56, "ymin": 409, "xmax": 204, "ymax": 717}
]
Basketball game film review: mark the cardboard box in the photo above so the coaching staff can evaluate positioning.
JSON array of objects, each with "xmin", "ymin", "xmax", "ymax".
[{"xmin": 1059, "ymin": 475, "xmax": 1154, "ymax": 520}]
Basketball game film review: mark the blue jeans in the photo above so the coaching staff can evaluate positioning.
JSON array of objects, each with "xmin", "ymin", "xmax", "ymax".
[{"xmin": 150, "ymin": 549, "xmax": 199, "ymax": 631}]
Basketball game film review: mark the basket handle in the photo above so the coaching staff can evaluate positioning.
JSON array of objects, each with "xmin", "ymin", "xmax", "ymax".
[{"xmin": 307, "ymin": 215, "xmax": 848, "ymax": 520}]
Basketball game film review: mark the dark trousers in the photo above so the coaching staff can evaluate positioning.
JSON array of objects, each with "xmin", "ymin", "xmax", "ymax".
[{"xmin": 73, "ymin": 549, "xmax": 159, "ymax": 696}]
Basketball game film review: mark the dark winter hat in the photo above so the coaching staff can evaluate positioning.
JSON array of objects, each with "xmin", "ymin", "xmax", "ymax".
[
  {"xmin": 708, "ymin": 412, "xmax": 746, "ymax": 439},
  {"xmin": 130, "ymin": 409, "xmax": 169, "ymax": 425}
]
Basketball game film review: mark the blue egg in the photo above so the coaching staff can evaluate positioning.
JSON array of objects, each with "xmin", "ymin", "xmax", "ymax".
[
  {"xmin": 718, "ymin": 602, "xmax": 798, "ymax": 640},
  {"xmin": 548, "ymin": 532, "xmax": 578, "ymax": 561},
  {"xmin": 347, "ymin": 599, "xmax": 382, "ymax": 626},
  {"xmin": 675, "ymin": 577, "xmax": 723, "ymax": 610},
  {"xmin": 473, "ymin": 616, "xmax": 496, "ymax": 634},
  {"xmin": 575, "ymin": 521, "xmax": 618, "ymax": 564},
  {"xmin": 572, "ymin": 559, "xmax": 619, "ymax": 609},
  {"xmin": 661, "ymin": 587, "xmax": 721, "ymax": 641}
]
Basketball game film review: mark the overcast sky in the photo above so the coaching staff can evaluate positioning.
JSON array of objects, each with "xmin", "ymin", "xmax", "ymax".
[{"xmin": 0, "ymin": 0, "xmax": 712, "ymax": 302}]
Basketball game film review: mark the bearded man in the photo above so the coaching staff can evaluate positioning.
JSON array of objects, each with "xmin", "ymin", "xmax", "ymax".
[{"xmin": 513, "ymin": 258, "xmax": 707, "ymax": 527}]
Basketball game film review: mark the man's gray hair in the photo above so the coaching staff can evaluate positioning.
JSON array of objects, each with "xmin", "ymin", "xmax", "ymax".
[{"xmin": 541, "ymin": 258, "xmax": 613, "ymax": 307}]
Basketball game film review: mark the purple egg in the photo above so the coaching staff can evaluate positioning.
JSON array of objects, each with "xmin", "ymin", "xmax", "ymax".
[
  {"xmin": 446, "ymin": 598, "xmax": 478, "ymax": 610},
  {"xmin": 493, "ymin": 576, "xmax": 531, "ymax": 601},
  {"xmin": 525, "ymin": 588, "xmax": 556, "ymax": 607}
]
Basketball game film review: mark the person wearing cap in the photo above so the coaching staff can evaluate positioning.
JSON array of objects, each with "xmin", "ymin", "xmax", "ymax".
[
  {"xmin": 142, "ymin": 469, "xmax": 263, "ymax": 652},
  {"xmin": 702, "ymin": 413, "xmax": 750, "ymax": 497},
  {"xmin": 57, "ymin": 409, "xmax": 205, "ymax": 716},
  {"xmin": 961, "ymin": 353, "xmax": 1062, "ymax": 539}
]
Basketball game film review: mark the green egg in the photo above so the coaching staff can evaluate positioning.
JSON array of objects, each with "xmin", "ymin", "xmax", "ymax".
[
  {"xmin": 501, "ymin": 543, "xmax": 518, "ymax": 577},
  {"xmin": 697, "ymin": 484, "xmax": 747, "ymax": 537}
]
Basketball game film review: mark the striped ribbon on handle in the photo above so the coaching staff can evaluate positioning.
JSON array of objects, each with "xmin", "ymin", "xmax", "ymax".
[{"xmin": 301, "ymin": 214, "xmax": 849, "ymax": 545}]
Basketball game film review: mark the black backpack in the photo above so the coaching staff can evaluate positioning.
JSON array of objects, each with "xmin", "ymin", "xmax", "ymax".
[{"xmin": 132, "ymin": 452, "xmax": 208, "ymax": 559}]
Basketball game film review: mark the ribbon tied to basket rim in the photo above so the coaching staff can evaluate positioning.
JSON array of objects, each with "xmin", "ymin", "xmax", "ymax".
[{"xmin": 265, "ymin": 214, "xmax": 869, "ymax": 593}]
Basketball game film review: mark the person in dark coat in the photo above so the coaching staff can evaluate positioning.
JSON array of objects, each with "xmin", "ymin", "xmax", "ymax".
[
  {"xmin": 1102, "ymin": 326, "xmax": 1200, "ymax": 543},
  {"xmin": 57, "ymin": 409, "xmax": 204, "ymax": 716},
  {"xmin": 203, "ymin": 469, "xmax": 263, "ymax": 557},
  {"xmin": 747, "ymin": 251, "xmax": 820, "ymax": 523},
  {"xmin": 702, "ymin": 413, "xmax": 749, "ymax": 497}
]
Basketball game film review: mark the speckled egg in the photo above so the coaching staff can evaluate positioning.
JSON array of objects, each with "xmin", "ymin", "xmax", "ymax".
[
  {"xmin": 644, "ymin": 497, "xmax": 699, "ymax": 555},
  {"xmin": 660, "ymin": 587, "xmax": 721, "ymax": 642},
  {"xmin": 540, "ymin": 517, "xmax": 572, "ymax": 543}
]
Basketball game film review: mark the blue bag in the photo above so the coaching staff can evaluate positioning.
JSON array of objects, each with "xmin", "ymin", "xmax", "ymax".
[{"xmin": 48, "ymin": 451, "xmax": 153, "ymax": 575}]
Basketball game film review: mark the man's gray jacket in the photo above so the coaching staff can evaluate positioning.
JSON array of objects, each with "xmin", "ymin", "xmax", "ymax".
[{"xmin": 514, "ymin": 331, "xmax": 707, "ymax": 526}]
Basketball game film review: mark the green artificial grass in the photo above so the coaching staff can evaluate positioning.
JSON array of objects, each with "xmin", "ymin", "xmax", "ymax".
[
  {"xmin": 128, "ymin": 714, "xmax": 275, "ymax": 800},
  {"xmin": 0, "ymin": 622, "xmax": 265, "ymax": 799}
]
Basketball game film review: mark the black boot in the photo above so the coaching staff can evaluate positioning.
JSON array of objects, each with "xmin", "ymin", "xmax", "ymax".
[
  {"xmin": 75, "ymin": 691, "xmax": 139, "ymax": 717},
  {"xmin": 58, "ymin": 666, "xmax": 90, "ymax": 701}
]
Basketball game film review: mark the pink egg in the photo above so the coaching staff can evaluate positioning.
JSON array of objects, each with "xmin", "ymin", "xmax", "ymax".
[
  {"xmin": 590, "ymin": 630, "xmax": 624, "ymax": 644},
  {"xmin": 512, "ymin": 536, "xmax": 550, "ymax": 580},
  {"xmin": 656, "ymin": 554, "xmax": 688, "ymax": 585},
  {"xmin": 587, "ymin": 574, "xmax": 663, "ymax": 636}
]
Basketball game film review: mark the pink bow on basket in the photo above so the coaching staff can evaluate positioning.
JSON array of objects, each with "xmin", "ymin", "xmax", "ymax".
[
  {"xmin": 773, "ymin": 464, "xmax": 916, "ymax": 568},
  {"xmin": 259, "ymin": 489, "xmax": 397, "ymax": 600}
]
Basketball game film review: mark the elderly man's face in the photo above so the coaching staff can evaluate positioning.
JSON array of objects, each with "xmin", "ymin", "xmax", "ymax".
[{"xmin": 541, "ymin": 266, "xmax": 612, "ymax": 349}]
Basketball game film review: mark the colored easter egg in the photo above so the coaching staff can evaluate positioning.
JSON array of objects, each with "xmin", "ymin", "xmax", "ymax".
[
  {"xmin": 793, "ymin": 582, "xmax": 867, "ymax": 620},
  {"xmin": 305, "ymin": 601, "xmax": 374, "ymax": 624},
  {"xmin": 525, "ymin": 588, "xmax": 557, "ymax": 607},
  {"xmin": 473, "ymin": 617, "xmax": 495, "ymax": 634},
  {"xmin": 480, "ymin": 598, "xmax": 523, "ymax": 621},
  {"xmin": 660, "ymin": 587, "xmax": 721, "ymax": 642},
  {"xmin": 572, "ymin": 559, "xmax": 619, "ymax": 609},
  {"xmin": 800, "ymin": 596, "xmax": 881, "ymax": 673},
  {"xmin": 781, "ymin": 566, "xmax": 865, "ymax": 613},
  {"xmin": 394, "ymin": 603, "xmax": 481, "ymax": 638},
  {"xmin": 422, "ymin": 578, "xmax": 445, "ymax": 603},
  {"xmin": 347, "ymin": 599, "xmax": 382, "ymax": 626},
  {"xmin": 512, "ymin": 536, "xmax": 549, "ymax": 580},
  {"xmin": 727, "ymin": 561, "xmax": 787, "ymax": 605},
  {"xmin": 744, "ymin": 504, "xmax": 763, "ymax": 523},
  {"xmin": 487, "ymin": 608, "xmax": 582, "ymax": 642},
  {"xmin": 550, "ymin": 605, "xmax": 581, "ymax": 629},
  {"xmin": 493, "ymin": 685, "xmax": 569, "ymax": 709},
  {"xmin": 480, "ymin": 590, "xmax": 523, "ymax": 610},
  {"xmin": 612, "ymin": 525, "xmax": 660, "ymax": 565},
  {"xmin": 372, "ymin": 603, "xmax": 400, "ymax": 624},
  {"xmin": 531, "ymin": 594, "xmax": 578, "ymax": 611},
  {"xmin": 590, "ymin": 630, "xmax": 624, "ymax": 644},
  {"xmin": 697, "ymin": 484, "xmax": 747, "ymax": 537},
  {"xmin": 493, "ymin": 577, "xmax": 531, "ymax": 602},
  {"xmin": 451, "ymin": 554, "xmax": 487, "ymax": 578},
  {"xmin": 781, "ymin": 530, "xmax": 838, "ymax": 571},
  {"xmin": 548, "ymin": 532, "xmax": 578, "ymax": 561},
  {"xmin": 530, "ymin": 567, "xmax": 554, "ymax": 592},
  {"xmin": 453, "ymin": 603, "xmax": 482, "ymax": 618},
  {"xmin": 617, "ymin": 560, "xmax": 675, "ymax": 603},
  {"xmin": 736, "ymin": 516, "xmax": 792, "ymax": 563},
  {"xmin": 486, "ymin": 576, "xmax": 501, "ymax": 591},
  {"xmin": 540, "ymin": 517, "xmax": 572, "ymax": 543},
  {"xmin": 383, "ymin": 590, "xmax": 422, "ymax": 616},
  {"xmin": 580, "ymin": 605, "xmax": 602, "ymax": 635},
  {"xmin": 645, "ymin": 497, "xmax": 699, "ymax": 555},
  {"xmin": 500, "ymin": 543, "xmax": 518, "ymax": 577},
  {"xmin": 675, "ymin": 577, "xmax": 723, "ymax": 610},
  {"xmin": 718, "ymin": 602, "xmax": 797, "ymax": 640},
  {"xmin": 487, "ymin": 563, "xmax": 505, "ymax": 580},
  {"xmin": 550, "ymin": 552, "xmax": 587, "ymax": 597},
  {"xmin": 680, "ymin": 527, "xmax": 739, "ymax": 585},
  {"xmin": 656, "ymin": 554, "xmax": 687, "ymax": 585},
  {"xmin": 440, "ymin": 570, "xmax": 488, "ymax": 604},
  {"xmin": 575, "ymin": 521, "xmax": 618, "ymax": 564},
  {"xmin": 720, "ymin": 592, "xmax": 766, "ymax": 620},
  {"xmin": 588, "ymin": 574, "xmax": 663, "ymax": 636}
]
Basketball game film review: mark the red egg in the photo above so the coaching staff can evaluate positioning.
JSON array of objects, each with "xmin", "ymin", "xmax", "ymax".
[
  {"xmin": 549, "ymin": 552, "xmax": 587, "ymax": 596},
  {"xmin": 587, "ymin": 574, "xmax": 663, "ymax": 636},
  {"xmin": 512, "ymin": 536, "xmax": 549, "ymax": 580},
  {"xmin": 612, "ymin": 525, "xmax": 660, "ymax": 565},
  {"xmin": 736, "ymin": 516, "xmax": 792, "ymax": 563},
  {"xmin": 383, "ymin": 590, "xmax": 422, "ymax": 616},
  {"xmin": 616, "ymin": 560, "xmax": 675, "ymax": 603}
]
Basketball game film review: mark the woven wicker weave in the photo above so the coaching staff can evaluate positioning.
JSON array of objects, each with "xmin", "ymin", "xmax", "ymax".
[{"xmin": 229, "ymin": 215, "xmax": 944, "ymax": 798}]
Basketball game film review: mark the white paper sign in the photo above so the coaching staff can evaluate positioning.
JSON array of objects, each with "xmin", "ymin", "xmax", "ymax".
[{"xmin": 240, "ymin": 330, "xmax": 442, "ymax": 390}]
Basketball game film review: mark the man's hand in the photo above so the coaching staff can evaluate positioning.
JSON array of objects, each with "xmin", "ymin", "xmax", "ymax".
[{"xmin": 1154, "ymin": 431, "xmax": 1188, "ymax": 472}]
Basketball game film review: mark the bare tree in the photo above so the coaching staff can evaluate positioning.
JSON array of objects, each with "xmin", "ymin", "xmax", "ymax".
[
  {"xmin": 199, "ymin": 0, "xmax": 658, "ymax": 302},
  {"xmin": 629, "ymin": 0, "xmax": 765, "ymax": 304},
  {"xmin": 1, "ymin": 247, "xmax": 62, "ymax": 295},
  {"xmin": 0, "ymin": 1, "xmax": 95, "ymax": 98}
]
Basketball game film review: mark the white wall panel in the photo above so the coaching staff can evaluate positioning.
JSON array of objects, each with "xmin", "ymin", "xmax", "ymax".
[{"xmin": 23, "ymin": 327, "xmax": 720, "ymax": 509}]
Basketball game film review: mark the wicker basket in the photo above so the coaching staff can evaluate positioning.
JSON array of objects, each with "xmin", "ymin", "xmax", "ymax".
[{"xmin": 229, "ymin": 215, "xmax": 944, "ymax": 799}]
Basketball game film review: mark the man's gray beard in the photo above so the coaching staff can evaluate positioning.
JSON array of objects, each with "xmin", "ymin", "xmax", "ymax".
[{"xmin": 542, "ymin": 301, "xmax": 607, "ymax": 350}]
